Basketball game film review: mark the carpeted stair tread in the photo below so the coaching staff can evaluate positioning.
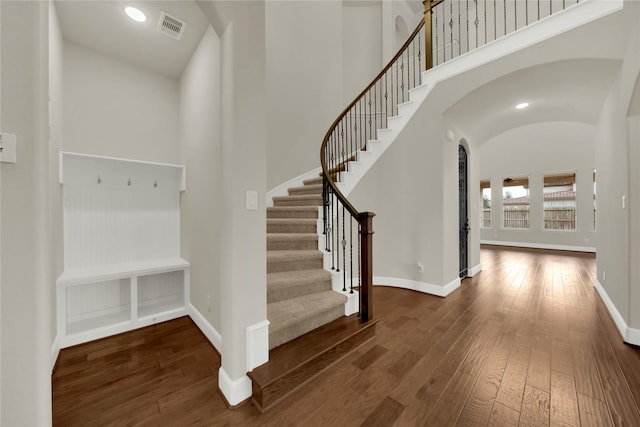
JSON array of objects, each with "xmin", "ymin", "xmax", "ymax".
[
  {"xmin": 267, "ymin": 233, "xmax": 318, "ymax": 251},
  {"xmin": 267, "ymin": 233, "xmax": 318, "ymax": 242},
  {"xmin": 267, "ymin": 290, "xmax": 347, "ymax": 349},
  {"xmin": 267, "ymin": 269, "xmax": 332, "ymax": 303},
  {"xmin": 303, "ymin": 176, "xmax": 324, "ymax": 186},
  {"xmin": 273, "ymin": 195, "xmax": 323, "ymax": 207},
  {"xmin": 267, "ymin": 218, "xmax": 318, "ymax": 234},
  {"xmin": 267, "ymin": 250, "xmax": 323, "ymax": 273},
  {"xmin": 267, "ymin": 206, "xmax": 319, "ymax": 219},
  {"xmin": 288, "ymin": 184, "xmax": 323, "ymax": 195}
]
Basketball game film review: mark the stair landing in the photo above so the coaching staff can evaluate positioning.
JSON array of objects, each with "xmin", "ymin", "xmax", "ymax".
[{"xmin": 248, "ymin": 314, "xmax": 378, "ymax": 413}]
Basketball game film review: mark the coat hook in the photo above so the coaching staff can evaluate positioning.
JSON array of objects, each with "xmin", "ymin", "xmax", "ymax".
[
  {"xmin": 127, "ymin": 177, "xmax": 132, "ymax": 186},
  {"xmin": 97, "ymin": 175, "xmax": 102, "ymax": 184},
  {"xmin": 154, "ymin": 180, "xmax": 158, "ymax": 188}
]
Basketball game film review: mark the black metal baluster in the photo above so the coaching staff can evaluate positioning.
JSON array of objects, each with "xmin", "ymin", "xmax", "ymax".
[
  {"xmin": 493, "ymin": 0, "xmax": 498, "ymax": 40},
  {"xmin": 466, "ymin": 0, "xmax": 471, "ymax": 52},
  {"xmin": 395, "ymin": 61, "xmax": 398, "ymax": 116},
  {"xmin": 476, "ymin": 0, "xmax": 479, "ymax": 49},
  {"xmin": 374, "ymin": 81, "xmax": 378, "ymax": 137},
  {"xmin": 357, "ymin": 222, "xmax": 361, "ymax": 297},
  {"xmin": 353, "ymin": 102, "xmax": 357, "ymax": 157},
  {"xmin": 367, "ymin": 91, "xmax": 371, "ymax": 147},
  {"xmin": 459, "ymin": 1, "xmax": 462, "ymax": 54},
  {"xmin": 484, "ymin": 0, "xmax": 487, "ymax": 45},
  {"xmin": 401, "ymin": 54, "xmax": 405, "ymax": 104},
  {"xmin": 359, "ymin": 97, "xmax": 362, "ymax": 152},
  {"xmin": 342, "ymin": 204, "xmax": 346, "ymax": 290},
  {"xmin": 442, "ymin": 4, "xmax": 445, "ymax": 63},
  {"xmin": 335, "ymin": 193, "xmax": 340, "ymax": 273},
  {"xmin": 504, "ymin": 0, "xmax": 507, "ymax": 38},
  {"xmin": 538, "ymin": 0, "xmax": 540, "ymax": 21},
  {"xmin": 515, "ymin": 0, "xmax": 518, "ymax": 30},
  {"xmin": 435, "ymin": 9, "xmax": 439, "ymax": 65},
  {"xmin": 450, "ymin": 0, "xmax": 454, "ymax": 59},
  {"xmin": 412, "ymin": 36, "xmax": 416, "ymax": 89},
  {"xmin": 350, "ymin": 216, "xmax": 353, "ymax": 293},
  {"xmin": 418, "ymin": 29, "xmax": 422, "ymax": 75},
  {"xmin": 526, "ymin": 0, "xmax": 529, "ymax": 25},
  {"xmin": 384, "ymin": 72, "xmax": 388, "ymax": 128}
]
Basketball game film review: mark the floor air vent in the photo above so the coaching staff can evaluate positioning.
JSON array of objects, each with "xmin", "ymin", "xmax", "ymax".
[{"xmin": 158, "ymin": 12, "xmax": 186, "ymax": 40}]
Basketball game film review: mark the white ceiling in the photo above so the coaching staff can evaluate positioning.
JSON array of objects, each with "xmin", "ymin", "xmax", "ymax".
[
  {"xmin": 444, "ymin": 58, "xmax": 622, "ymax": 144},
  {"xmin": 54, "ymin": 0, "xmax": 209, "ymax": 80},
  {"xmin": 441, "ymin": 1, "xmax": 638, "ymax": 145}
]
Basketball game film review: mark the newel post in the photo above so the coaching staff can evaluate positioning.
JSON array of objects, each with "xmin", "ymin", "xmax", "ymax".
[
  {"xmin": 423, "ymin": 0, "xmax": 433, "ymax": 71},
  {"xmin": 359, "ymin": 212, "xmax": 375, "ymax": 321}
]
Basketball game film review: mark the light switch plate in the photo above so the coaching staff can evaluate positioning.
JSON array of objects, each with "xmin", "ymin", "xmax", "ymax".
[
  {"xmin": 246, "ymin": 190, "xmax": 258, "ymax": 210},
  {"xmin": 0, "ymin": 133, "xmax": 17, "ymax": 163}
]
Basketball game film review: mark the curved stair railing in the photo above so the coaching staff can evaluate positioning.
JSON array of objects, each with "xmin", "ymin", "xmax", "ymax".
[
  {"xmin": 320, "ymin": 0, "xmax": 583, "ymax": 323},
  {"xmin": 320, "ymin": 19, "xmax": 426, "ymax": 323}
]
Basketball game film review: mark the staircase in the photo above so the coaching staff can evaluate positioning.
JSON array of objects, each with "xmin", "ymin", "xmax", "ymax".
[
  {"xmin": 249, "ymin": 176, "xmax": 376, "ymax": 412},
  {"xmin": 266, "ymin": 176, "xmax": 347, "ymax": 349}
]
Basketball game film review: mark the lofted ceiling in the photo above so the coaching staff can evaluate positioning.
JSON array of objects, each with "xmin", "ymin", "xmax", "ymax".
[
  {"xmin": 54, "ymin": 0, "xmax": 209, "ymax": 80},
  {"xmin": 440, "ymin": 0, "xmax": 638, "ymax": 145},
  {"xmin": 444, "ymin": 58, "xmax": 622, "ymax": 144}
]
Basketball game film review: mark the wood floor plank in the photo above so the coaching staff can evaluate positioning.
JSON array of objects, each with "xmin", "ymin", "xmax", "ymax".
[
  {"xmin": 495, "ymin": 340, "xmax": 532, "ymax": 412},
  {"xmin": 488, "ymin": 401, "xmax": 521, "ymax": 426},
  {"xmin": 520, "ymin": 385, "xmax": 550, "ymax": 426},
  {"xmin": 550, "ymin": 371, "xmax": 580, "ymax": 427},
  {"xmin": 577, "ymin": 392, "xmax": 613, "ymax": 427},
  {"xmin": 357, "ymin": 396, "xmax": 405, "ymax": 427},
  {"xmin": 52, "ymin": 248, "xmax": 640, "ymax": 427}
]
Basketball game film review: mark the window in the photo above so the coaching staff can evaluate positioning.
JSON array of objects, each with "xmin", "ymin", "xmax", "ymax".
[
  {"xmin": 503, "ymin": 176, "xmax": 529, "ymax": 229},
  {"xmin": 543, "ymin": 172, "xmax": 576, "ymax": 231},
  {"xmin": 480, "ymin": 180, "xmax": 491, "ymax": 228}
]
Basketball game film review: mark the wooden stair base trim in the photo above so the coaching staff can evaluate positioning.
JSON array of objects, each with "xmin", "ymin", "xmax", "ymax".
[{"xmin": 248, "ymin": 317, "xmax": 378, "ymax": 413}]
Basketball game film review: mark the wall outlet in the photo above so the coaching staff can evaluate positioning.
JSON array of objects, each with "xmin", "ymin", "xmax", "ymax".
[
  {"xmin": 417, "ymin": 262, "xmax": 424, "ymax": 273},
  {"xmin": 207, "ymin": 294, "xmax": 212, "ymax": 311},
  {"xmin": 603, "ymin": 270, "xmax": 606, "ymax": 281}
]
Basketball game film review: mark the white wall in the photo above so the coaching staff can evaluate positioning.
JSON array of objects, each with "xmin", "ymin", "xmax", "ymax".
[
  {"xmin": 179, "ymin": 26, "xmax": 223, "ymax": 334},
  {"xmin": 342, "ymin": 3, "xmax": 383, "ymax": 103},
  {"xmin": 349, "ymin": 98, "xmax": 455, "ymax": 290},
  {"xmin": 63, "ymin": 43, "xmax": 180, "ymax": 164},
  {"xmin": 197, "ymin": 0, "xmax": 268, "ymax": 402},
  {"xmin": 478, "ymin": 121, "xmax": 596, "ymax": 250},
  {"xmin": 50, "ymin": 0, "xmax": 64, "ymax": 355},
  {"xmin": 265, "ymin": 1, "xmax": 344, "ymax": 190},
  {"xmin": 1, "ymin": 1, "xmax": 52, "ymax": 424},
  {"xmin": 594, "ymin": 6, "xmax": 640, "ymax": 333}
]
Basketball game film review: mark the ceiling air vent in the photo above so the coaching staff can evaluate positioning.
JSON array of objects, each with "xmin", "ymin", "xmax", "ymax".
[{"xmin": 158, "ymin": 12, "xmax": 186, "ymax": 40}]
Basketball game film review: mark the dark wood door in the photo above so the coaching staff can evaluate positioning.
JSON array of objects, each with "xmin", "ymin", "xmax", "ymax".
[{"xmin": 459, "ymin": 145, "xmax": 469, "ymax": 278}]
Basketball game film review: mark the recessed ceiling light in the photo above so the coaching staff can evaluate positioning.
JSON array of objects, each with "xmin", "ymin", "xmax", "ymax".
[
  {"xmin": 516, "ymin": 102, "xmax": 529, "ymax": 110},
  {"xmin": 125, "ymin": 6, "xmax": 146, "ymax": 23}
]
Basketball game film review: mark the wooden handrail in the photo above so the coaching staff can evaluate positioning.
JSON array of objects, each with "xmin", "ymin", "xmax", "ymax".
[{"xmin": 319, "ymin": 18, "xmax": 426, "ymax": 215}]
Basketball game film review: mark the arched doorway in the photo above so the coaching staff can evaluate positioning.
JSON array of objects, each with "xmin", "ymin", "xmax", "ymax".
[{"xmin": 459, "ymin": 144, "xmax": 469, "ymax": 278}]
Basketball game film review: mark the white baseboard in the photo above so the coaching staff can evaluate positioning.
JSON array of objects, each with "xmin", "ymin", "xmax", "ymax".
[
  {"xmin": 246, "ymin": 319, "xmax": 269, "ymax": 371},
  {"xmin": 51, "ymin": 334, "xmax": 61, "ymax": 373},
  {"xmin": 480, "ymin": 240, "xmax": 596, "ymax": 253},
  {"xmin": 374, "ymin": 276, "xmax": 461, "ymax": 297},
  {"xmin": 188, "ymin": 303, "xmax": 222, "ymax": 353},
  {"xmin": 468, "ymin": 264, "xmax": 481, "ymax": 277},
  {"xmin": 218, "ymin": 367, "xmax": 252, "ymax": 406},
  {"xmin": 266, "ymin": 167, "xmax": 322, "ymax": 207},
  {"xmin": 594, "ymin": 279, "xmax": 640, "ymax": 346}
]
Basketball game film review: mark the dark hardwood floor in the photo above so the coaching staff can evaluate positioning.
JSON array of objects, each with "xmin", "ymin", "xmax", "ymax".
[{"xmin": 52, "ymin": 246, "xmax": 640, "ymax": 426}]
